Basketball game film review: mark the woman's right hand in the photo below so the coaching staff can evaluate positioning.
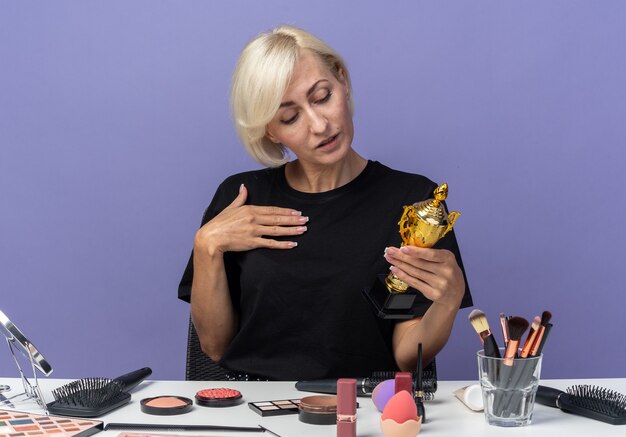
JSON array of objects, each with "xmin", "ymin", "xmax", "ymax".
[{"xmin": 194, "ymin": 184, "xmax": 308, "ymax": 256}]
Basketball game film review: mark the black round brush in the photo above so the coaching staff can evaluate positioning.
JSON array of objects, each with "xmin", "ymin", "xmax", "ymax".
[{"xmin": 47, "ymin": 367, "xmax": 152, "ymax": 417}]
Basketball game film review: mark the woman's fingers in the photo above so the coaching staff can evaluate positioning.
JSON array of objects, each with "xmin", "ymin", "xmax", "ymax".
[
  {"xmin": 384, "ymin": 246, "xmax": 464, "ymax": 306},
  {"xmin": 224, "ymin": 183, "xmax": 249, "ymax": 210},
  {"xmin": 198, "ymin": 186, "xmax": 309, "ymax": 252}
]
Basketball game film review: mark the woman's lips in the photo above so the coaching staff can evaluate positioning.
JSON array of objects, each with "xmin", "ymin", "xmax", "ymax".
[{"xmin": 317, "ymin": 133, "xmax": 339, "ymax": 148}]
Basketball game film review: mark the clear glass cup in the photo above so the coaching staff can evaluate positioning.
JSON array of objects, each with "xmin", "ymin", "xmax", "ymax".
[{"xmin": 477, "ymin": 349, "xmax": 542, "ymax": 427}]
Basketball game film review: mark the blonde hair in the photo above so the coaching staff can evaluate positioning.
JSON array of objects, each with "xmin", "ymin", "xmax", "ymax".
[{"xmin": 230, "ymin": 25, "xmax": 353, "ymax": 167}]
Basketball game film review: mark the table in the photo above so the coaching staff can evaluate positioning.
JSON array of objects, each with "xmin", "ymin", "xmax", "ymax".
[{"xmin": 1, "ymin": 377, "xmax": 625, "ymax": 436}]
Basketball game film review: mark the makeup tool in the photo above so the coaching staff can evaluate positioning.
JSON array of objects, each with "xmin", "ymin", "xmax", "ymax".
[
  {"xmin": 414, "ymin": 343, "xmax": 426, "ymax": 423},
  {"xmin": 0, "ymin": 310, "xmax": 52, "ymax": 376},
  {"xmin": 503, "ymin": 316, "xmax": 529, "ymax": 365},
  {"xmin": 295, "ymin": 371, "xmax": 437, "ymax": 397},
  {"xmin": 373, "ymin": 367, "xmax": 438, "ymax": 394},
  {"xmin": 468, "ymin": 309, "xmax": 501, "ymax": 358},
  {"xmin": 104, "ymin": 423, "xmax": 266, "ymax": 433},
  {"xmin": 530, "ymin": 312, "xmax": 552, "ymax": 357},
  {"xmin": 493, "ymin": 316, "xmax": 529, "ymax": 417},
  {"xmin": 453, "ymin": 384, "xmax": 483, "ymax": 411},
  {"xmin": 0, "ymin": 309, "xmax": 52, "ymax": 409},
  {"xmin": 140, "ymin": 396, "xmax": 193, "ymax": 415},
  {"xmin": 298, "ymin": 395, "xmax": 337, "ymax": 425},
  {"xmin": 47, "ymin": 367, "xmax": 152, "ymax": 417},
  {"xmin": 535, "ymin": 384, "xmax": 626, "ymax": 425},
  {"xmin": 248, "ymin": 399, "xmax": 301, "ymax": 416},
  {"xmin": 0, "ymin": 408, "xmax": 103, "ymax": 437},
  {"xmin": 114, "ymin": 432, "xmax": 281, "ymax": 437},
  {"xmin": 337, "ymin": 378, "xmax": 357, "ymax": 437},
  {"xmin": 519, "ymin": 315, "xmax": 541, "ymax": 358},
  {"xmin": 372, "ymin": 380, "xmax": 396, "ymax": 413},
  {"xmin": 373, "ymin": 381, "xmax": 436, "ymax": 413},
  {"xmin": 503, "ymin": 311, "xmax": 554, "ymax": 416},
  {"xmin": 195, "ymin": 388, "xmax": 242, "ymax": 407},
  {"xmin": 380, "ymin": 390, "xmax": 421, "ymax": 437},
  {"xmin": 115, "ymin": 434, "xmax": 252, "ymax": 437},
  {"xmin": 499, "ymin": 313, "xmax": 509, "ymax": 349}
]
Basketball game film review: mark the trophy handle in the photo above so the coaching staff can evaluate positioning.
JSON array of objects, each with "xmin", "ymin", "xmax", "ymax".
[{"xmin": 442, "ymin": 211, "xmax": 461, "ymax": 238}]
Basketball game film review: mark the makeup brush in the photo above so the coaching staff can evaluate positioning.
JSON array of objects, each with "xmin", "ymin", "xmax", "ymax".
[
  {"xmin": 414, "ymin": 342, "xmax": 426, "ymax": 423},
  {"xmin": 503, "ymin": 316, "xmax": 529, "ymax": 365},
  {"xmin": 530, "ymin": 311, "xmax": 552, "ymax": 357},
  {"xmin": 48, "ymin": 367, "xmax": 152, "ymax": 417},
  {"xmin": 468, "ymin": 309, "xmax": 501, "ymax": 358},
  {"xmin": 534, "ymin": 322, "xmax": 553, "ymax": 355},
  {"xmin": 499, "ymin": 313, "xmax": 509, "ymax": 349},
  {"xmin": 536, "ymin": 384, "xmax": 626, "ymax": 425},
  {"xmin": 519, "ymin": 315, "xmax": 541, "ymax": 358},
  {"xmin": 494, "ymin": 317, "xmax": 529, "ymax": 416}
]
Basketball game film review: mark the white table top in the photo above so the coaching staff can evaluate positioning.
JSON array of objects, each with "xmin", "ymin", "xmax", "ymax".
[{"xmin": 1, "ymin": 377, "xmax": 625, "ymax": 436}]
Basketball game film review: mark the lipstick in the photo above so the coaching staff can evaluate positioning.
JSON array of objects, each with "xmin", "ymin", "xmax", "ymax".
[{"xmin": 336, "ymin": 378, "xmax": 356, "ymax": 437}]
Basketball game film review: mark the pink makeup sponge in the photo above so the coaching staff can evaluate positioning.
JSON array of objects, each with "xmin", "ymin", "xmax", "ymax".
[
  {"xmin": 381, "ymin": 390, "xmax": 418, "ymax": 423},
  {"xmin": 372, "ymin": 379, "xmax": 395, "ymax": 412},
  {"xmin": 380, "ymin": 391, "xmax": 421, "ymax": 437}
]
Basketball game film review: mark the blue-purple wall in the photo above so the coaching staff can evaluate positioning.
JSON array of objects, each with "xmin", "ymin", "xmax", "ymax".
[{"xmin": 2, "ymin": 1, "xmax": 625, "ymax": 381}]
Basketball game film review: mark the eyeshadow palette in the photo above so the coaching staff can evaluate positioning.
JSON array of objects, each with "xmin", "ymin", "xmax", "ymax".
[
  {"xmin": 248, "ymin": 399, "xmax": 301, "ymax": 417},
  {"xmin": 0, "ymin": 409, "xmax": 103, "ymax": 437}
]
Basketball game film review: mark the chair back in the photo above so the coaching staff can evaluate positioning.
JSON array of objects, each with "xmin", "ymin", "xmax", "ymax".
[{"xmin": 185, "ymin": 316, "xmax": 229, "ymax": 381}]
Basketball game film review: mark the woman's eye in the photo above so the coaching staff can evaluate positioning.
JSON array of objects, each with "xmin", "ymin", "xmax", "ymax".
[
  {"xmin": 316, "ymin": 91, "xmax": 332, "ymax": 104},
  {"xmin": 281, "ymin": 113, "xmax": 299, "ymax": 125}
]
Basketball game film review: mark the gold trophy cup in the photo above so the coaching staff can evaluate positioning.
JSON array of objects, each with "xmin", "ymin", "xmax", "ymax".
[{"xmin": 363, "ymin": 183, "xmax": 460, "ymax": 319}]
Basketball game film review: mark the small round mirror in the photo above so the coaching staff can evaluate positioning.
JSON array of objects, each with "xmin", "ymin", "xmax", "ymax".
[{"xmin": 0, "ymin": 309, "xmax": 53, "ymax": 376}]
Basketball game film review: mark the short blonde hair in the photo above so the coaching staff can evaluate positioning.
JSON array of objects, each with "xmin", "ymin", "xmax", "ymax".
[{"xmin": 230, "ymin": 25, "xmax": 353, "ymax": 167}]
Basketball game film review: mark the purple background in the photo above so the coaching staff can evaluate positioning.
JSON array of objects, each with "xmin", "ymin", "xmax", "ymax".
[{"xmin": 1, "ymin": 1, "xmax": 625, "ymax": 381}]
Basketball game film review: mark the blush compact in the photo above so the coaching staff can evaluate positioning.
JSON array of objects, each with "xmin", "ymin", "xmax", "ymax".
[
  {"xmin": 140, "ymin": 395, "xmax": 193, "ymax": 415},
  {"xmin": 195, "ymin": 388, "xmax": 243, "ymax": 407}
]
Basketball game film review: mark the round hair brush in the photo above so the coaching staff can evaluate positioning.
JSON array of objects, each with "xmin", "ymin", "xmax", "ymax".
[
  {"xmin": 47, "ymin": 367, "xmax": 152, "ymax": 417},
  {"xmin": 536, "ymin": 384, "xmax": 626, "ymax": 425}
]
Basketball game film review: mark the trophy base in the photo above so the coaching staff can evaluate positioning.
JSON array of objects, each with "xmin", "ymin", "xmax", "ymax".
[{"xmin": 362, "ymin": 274, "xmax": 420, "ymax": 320}]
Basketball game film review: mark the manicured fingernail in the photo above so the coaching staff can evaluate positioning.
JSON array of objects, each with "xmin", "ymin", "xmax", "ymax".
[
  {"xmin": 292, "ymin": 210, "xmax": 303, "ymax": 216},
  {"xmin": 384, "ymin": 247, "xmax": 388, "ymax": 254},
  {"xmin": 297, "ymin": 226, "xmax": 307, "ymax": 232},
  {"xmin": 298, "ymin": 216, "xmax": 309, "ymax": 223},
  {"xmin": 239, "ymin": 183, "xmax": 245, "ymax": 192},
  {"xmin": 288, "ymin": 242, "xmax": 298, "ymax": 248}
]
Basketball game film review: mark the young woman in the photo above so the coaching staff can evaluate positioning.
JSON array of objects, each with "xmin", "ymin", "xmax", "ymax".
[{"xmin": 179, "ymin": 25, "xmax": 473, "ymax": 380}]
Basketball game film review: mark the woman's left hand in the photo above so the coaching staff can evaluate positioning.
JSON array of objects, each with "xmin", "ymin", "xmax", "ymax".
[{"xmin": 384, "ymin": 245, "xmax": 465, "ymax": 310}]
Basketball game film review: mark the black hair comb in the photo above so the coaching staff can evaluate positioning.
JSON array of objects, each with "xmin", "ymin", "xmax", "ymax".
[
  {"xmin": 47, "ymin": 367, "xmax": 152, "ymax": 417},
  {"xmin": 536, "ymin": 384, "xmax": 626, "ymax": 425}
]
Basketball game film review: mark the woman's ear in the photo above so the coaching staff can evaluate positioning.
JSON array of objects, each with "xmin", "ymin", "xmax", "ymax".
[
  {"xmin": 337, "ymin": 67, "xmax": 347, "ymax": 85},
  {"xmin": 336, "ymin": 68, "xmax": 349, "ymax": 97}
]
